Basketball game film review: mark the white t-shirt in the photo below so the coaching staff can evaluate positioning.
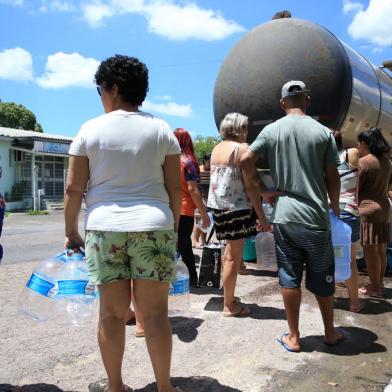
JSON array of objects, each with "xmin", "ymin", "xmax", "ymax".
[{"xmin": 68, "ymin": 110, "xmax": 180, "ymax": 232}]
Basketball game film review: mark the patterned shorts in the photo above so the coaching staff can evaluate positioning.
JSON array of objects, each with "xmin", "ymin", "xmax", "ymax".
[
  {"xmin": 85, "ymin": 229, "xmax": 177, "ymax": 285},
  {"xmin": 211, "ymin": 208, "xmax": 257, "ymax": 240}
]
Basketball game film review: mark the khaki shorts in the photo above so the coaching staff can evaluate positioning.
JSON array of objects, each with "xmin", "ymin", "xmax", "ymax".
[{"xmin": 85, "ymin": 229, "xmax": 177, "ymax": 285}]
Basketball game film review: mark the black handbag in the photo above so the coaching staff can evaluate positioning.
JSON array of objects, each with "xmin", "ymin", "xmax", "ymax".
[{"xmin": 198, "ymin": 228, "xmax": 222, "ymax": 288}]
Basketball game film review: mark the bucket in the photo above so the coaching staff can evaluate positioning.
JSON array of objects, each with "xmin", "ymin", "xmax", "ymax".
[{"xmin": 243, "ymin": 236, "xmax": 256, "ymax": 262}]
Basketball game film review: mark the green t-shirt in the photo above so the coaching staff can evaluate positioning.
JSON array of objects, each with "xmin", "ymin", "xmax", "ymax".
[{"xmin": 250, "ymin": 114, "xmax": 340, "ymax": 229}]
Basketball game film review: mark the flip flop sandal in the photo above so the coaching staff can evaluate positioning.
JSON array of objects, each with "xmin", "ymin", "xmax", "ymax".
[
  {"xmin": 135, "ymin": 330, "xmax": 145, "ymax": 338},
  {"xmin": 223, "ymin": 305, "xmax": 251, "ymax": 318},
  {"xmin": 323, "ymin": 328, "xmax": 349, "ymax": 347},
  {"xmin": 276, "ymin": 333, "xmax": 301, "ymax": 353}
]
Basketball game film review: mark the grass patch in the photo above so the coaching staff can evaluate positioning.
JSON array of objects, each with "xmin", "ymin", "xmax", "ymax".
[{"xmin": 27, "ymin": 209, "xmax": 49, "ymax": 215}]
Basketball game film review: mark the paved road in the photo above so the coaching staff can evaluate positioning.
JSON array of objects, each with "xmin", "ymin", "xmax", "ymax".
[
  {"xmin": 0, "ymin": 211, "xmax": 391, "ymax": 391},
  {"xmin": 1, "ymin": 211, "xmax": 85, "ymax": 265}
]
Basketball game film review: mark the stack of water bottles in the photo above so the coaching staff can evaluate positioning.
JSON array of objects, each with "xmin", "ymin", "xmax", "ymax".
[
  {"xmin": 18, "ymin": 249, "xmax": 98, "ymax": 326},
  {"xmin": 168, "ymin": 253, "xmax": 190, "ymax": 315}
]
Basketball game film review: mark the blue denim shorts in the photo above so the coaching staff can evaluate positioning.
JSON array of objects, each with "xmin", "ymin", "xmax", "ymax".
[
  {"xmin": 273, "ymin": 223, "xmax": 335, "ymax": 297},
  {"xmin": 340, "ymin": 210, "xmax": 360, "ymax": 243}
]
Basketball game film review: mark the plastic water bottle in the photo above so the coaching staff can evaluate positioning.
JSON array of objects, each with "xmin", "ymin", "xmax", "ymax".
[
  {"xmin": 18, "ymin": 252, "xmax": 67, "ymax": 323},
  {"xmin": 197, "ymin": 211, "xmax": 214, "ymax": 234},
  {"xmin": 255, "ymin": 231, "xmax": 276, "ymax": 270},
  {"xmin": 52, "ymin": 251, "xmax": 97, "ymax": 326},
  {"xmin": 168, "ymin": 254, "xmax": 190, "ymax": 315},
  {"xmin": 330, "ymin": 211, "xmax": 352, "ymax": 282},
  {"xmin": 262, "ymin": 202, "xmax": 273, "ymax": 221}
]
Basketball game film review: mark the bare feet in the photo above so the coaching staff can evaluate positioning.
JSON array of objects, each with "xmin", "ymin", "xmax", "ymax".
[
  {"xmin": 349, "ymin": 301, "xmax": 364, "ymax": 313},
  {"xmin": 222, "ymin": 303, "xmax": 251, "ymax": 317},
  {"xmin": 324, "ymin": 328, "xmax": 346, "ymax": 346}
]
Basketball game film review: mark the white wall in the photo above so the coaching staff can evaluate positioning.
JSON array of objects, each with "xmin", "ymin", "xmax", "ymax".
[{"xmin": 0, "ymin": 140, "xmax": 15, "ymax": 197}]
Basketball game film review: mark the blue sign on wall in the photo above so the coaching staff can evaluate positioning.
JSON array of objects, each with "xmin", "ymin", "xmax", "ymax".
[{"xmin": 33, "ymin": 141, "xmax": 70, "ymax": 155}]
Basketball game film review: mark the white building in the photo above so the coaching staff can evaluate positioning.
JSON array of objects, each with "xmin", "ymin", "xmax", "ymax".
[{"xmin": 0, "ymin": 127, "xmax": 73, "ymax": 211}]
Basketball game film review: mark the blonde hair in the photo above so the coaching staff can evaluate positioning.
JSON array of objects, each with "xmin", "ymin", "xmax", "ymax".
[{"xmin": 219, "ymin": 112, "xmax": 248, "ymax": 141}]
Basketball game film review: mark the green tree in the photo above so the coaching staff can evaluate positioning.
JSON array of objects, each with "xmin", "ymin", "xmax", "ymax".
[
  {"xmin": 0, "ymin": 102, "xmax": 43, "ymax": 132},
  {"xmin": 193, "ymin": 135, "xmax": 221, "ymax": 163}
]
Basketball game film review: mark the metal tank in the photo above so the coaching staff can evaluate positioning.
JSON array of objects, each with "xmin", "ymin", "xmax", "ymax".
[{"xmin": 213, "ymin": 18, "xmax": 392, "ymax": 148}]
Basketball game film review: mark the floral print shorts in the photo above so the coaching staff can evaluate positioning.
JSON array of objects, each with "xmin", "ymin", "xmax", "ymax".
[{"xmin": 85, "ymin": 229, "xmax": 177, "ymax": 285}]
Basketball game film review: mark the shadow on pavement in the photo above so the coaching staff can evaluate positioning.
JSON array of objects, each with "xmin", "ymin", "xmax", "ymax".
[
  {"xmin": 135, "ymin": 376, "xmax": 241, "ymax": 391},
  {"xmin": 170, "ymin": 316, "xmax": 204, "ymax": 343},
  {"xmin": 0, "ymin": 384, "xmax": 76, "ymax": 392},
  {"xmin": 300, "ymin": 326, "xmax": 387, "ymax": 356},
  {"xmin": 203, "ymin": 296, "xmax": 286, "ymax": 320},
  {"xmin": 334, "ymin": 296, "xmax": 392, "ymax": 315},
  {"xmin": 383, "ymin": 287, "xmax": 392, "ymax": 299},
  {"xmin": 190, "ymin": 286, "xmax": 223, "ymax": 296}
]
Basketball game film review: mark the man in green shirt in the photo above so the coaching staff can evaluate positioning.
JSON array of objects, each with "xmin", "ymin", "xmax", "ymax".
[{"xmin": 240, "ymin": 80, "xmax": 343, "ymax": 352}]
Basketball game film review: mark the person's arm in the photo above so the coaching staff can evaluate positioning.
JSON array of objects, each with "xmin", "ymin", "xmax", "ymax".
[
  {"xmin": 163, "ymin": 154, "xmax": 182, "ymax": 233},
  {"xmin": 239, "ymin": 145, "xmax": 271, "ymax": 231},
  {"xmin": 64, "ymin": 155, "xmax": 89, "ymax": 249},
  {"xmin": 347, "ymin": 148, "xmax": 359, "ymax": 168},
  {"xmin": 325, "ymin": 164, "xmax": 340, "ymax": 217},
  {"xmin": 187, "ymin": 181, "xmax": 210, "ymax": 228}
]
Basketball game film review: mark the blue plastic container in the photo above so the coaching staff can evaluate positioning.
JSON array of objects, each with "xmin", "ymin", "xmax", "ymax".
[
  {"xmin": 243, "ymin": 236, "xmax": 257, "ymax": 262},
  {"xmin": 330, "ymin": 211, "xmax": 352, "ymax": 282},
  {"xmin": 387, "ymin": 248, "xmax": 392, "ymax": 272}
]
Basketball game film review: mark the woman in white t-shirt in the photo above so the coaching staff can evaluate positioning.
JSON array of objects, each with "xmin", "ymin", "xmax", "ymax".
[{"xmin": 65, "ymin": 55, "xmax": 183, "ymax": 392}]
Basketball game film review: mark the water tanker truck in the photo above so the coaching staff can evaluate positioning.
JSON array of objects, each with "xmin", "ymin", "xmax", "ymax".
[{"xmin": 213, "ymin": 18, "xmax": 392, "ymax": 149}]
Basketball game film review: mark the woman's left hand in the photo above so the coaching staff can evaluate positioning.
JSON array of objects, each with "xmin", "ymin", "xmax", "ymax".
[{"xmin": 64, "ymin": 232, "xmax": 85, "ymax": 251}]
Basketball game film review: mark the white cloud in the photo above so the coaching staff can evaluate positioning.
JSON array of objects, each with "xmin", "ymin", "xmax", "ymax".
[
  {"xmin": 36, "ymin": 52, "xmax": 99, "ymax": 88},
  {"xmin": 142, "ymin": 100, "xmax": 193, "ymax": 117},
  {"xmin": 347, "ymin": 0, "xmax": 392, "ymax": 46},
  {"xmin": 343, "ymin": 0, "xmax": 363, "ymax": 14},
  {"xmin": 80, "ymin": 0, "xmax": 245, "ymax": 40},
  {"xmin": 81, "ymin": 1, "xmax": 114, "ymax": 27},
  {"xmin": 0, "ymin": 47, "xmax": 33, "ymax": 82},
  {"xmin": 43, "ymin": 0, "xmax": 75, "ymax": 12},
  {"xmin": 0, "ymin": 0, "xmax": 75, "ymax": 12},
  {"xmin": 144, "ymin": 2, "xmax": 245, "ymax": 41}
]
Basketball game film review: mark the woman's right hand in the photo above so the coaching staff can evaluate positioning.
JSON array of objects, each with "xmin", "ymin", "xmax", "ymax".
[{"xmin": 64, "ymin": 232, "xmax": 85, "ymax": 251}]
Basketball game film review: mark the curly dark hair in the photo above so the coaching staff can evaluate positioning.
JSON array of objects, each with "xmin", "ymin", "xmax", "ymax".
[{"xmin": 94, "ymin": 55, "xmax": 149, "ymax": 106}]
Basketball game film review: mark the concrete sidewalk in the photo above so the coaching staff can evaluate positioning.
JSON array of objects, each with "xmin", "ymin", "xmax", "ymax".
[
  {"xmin": 0, "ymin": 212, "xmax": 391, "ymax": 391},
  {"xmin": 1, "ymin": 260, "xmax": 391, "ymax": 391}
]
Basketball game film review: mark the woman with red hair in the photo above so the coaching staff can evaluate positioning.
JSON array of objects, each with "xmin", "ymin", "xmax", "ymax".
[{"xmin": 174, "ymin": 128, "xmax": 210, "ymax": 286}]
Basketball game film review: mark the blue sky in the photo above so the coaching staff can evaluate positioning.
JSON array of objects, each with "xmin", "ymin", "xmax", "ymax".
[{"xmin": 0, "ymin": 0, "xmax": 391, "ymax": 138}]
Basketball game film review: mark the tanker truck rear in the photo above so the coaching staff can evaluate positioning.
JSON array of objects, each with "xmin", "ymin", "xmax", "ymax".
[{"xmin": 213, "ymin": 18, "xmax": 392, "ymax": 149}]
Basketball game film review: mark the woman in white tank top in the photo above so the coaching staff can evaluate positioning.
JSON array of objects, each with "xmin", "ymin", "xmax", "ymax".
[{"xmin": 207, "ymin": 113, "xmax": 270, "ymax": 317}]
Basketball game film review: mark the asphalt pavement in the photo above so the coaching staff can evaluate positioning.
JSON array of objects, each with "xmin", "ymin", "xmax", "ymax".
[{"xmin": 0, "ymin": 211, "xmax": 391, "ymax": 392}]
